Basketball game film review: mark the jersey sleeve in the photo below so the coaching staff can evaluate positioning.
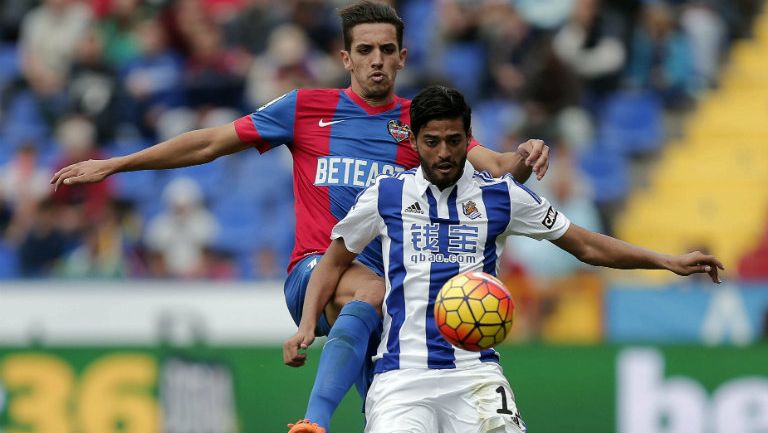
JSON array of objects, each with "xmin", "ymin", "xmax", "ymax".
[
  {"xmin": 331, "ymin": 181, "xmax": 384, "ymax": 254},
  {"xmin": 505, "ymin": 179, "xmax": 571, "ymax": 241},
  {"xmin": 233, "ymin": 90, "xmax": 298, "ymax": 153}
]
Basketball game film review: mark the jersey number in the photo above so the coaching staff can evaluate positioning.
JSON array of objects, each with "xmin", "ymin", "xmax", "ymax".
[{"xmin": 495, "ymin": 386, "xmax": 515, "ymax": 415}]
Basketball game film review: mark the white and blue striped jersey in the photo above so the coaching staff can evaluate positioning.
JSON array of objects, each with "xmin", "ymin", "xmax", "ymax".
[{"xmin": 331, "ymin": 161, "xmax": 570, "ymax": 373}]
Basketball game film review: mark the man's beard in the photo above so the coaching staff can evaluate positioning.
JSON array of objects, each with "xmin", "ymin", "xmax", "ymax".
[{"xmin": 420, "ymin": 155, "xmax": 466, "ymax": 190}]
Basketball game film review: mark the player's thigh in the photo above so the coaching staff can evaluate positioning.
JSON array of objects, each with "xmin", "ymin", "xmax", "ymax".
[
  {"xmin": 441, "ymin": 365, "xmax": 527, "ymax": 433},
  {"xmin": 364, "ymin": 371, "xmax": 439, "ymax": 433},
  {"xmin": 325, "ymin": 260, "xmax": 385, "ymax": 324}
]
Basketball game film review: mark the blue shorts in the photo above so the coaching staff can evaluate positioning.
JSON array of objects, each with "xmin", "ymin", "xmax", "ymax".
[
  {"xmin": 284, "ymin": 254, "xmax": 333, "ymax": 336},
  {"xmin": 284, "ymin": 253, "xmax": 386, "ymax": 337}
]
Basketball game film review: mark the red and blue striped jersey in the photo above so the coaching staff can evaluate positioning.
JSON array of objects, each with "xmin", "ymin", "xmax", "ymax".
[{"xmin": 234, "ymin": 87, "xmax": 478, "ymax": 273}]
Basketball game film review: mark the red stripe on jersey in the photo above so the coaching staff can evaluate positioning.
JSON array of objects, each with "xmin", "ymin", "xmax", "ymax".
[
  {"xmin": 287, "ymin": 88, "xmax": 343, "ymax": 272},
  {"xmin": 344, "ymin": 87, "xmax": 399, "ymax": 115},
  {"xmin": 468, "ymin": 137, "xmax": 480, "ymax": 152},
  {"xmin": 233, "ymin": 116, "xmax": 271, "ymax": 153},
  {"xmin": 394, "ymin": 98, "xmax": 420, "ymax": 169}
]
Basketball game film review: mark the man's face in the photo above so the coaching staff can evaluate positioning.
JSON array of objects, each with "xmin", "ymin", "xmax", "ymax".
[
  {"xmin": 341, "ymin": 23, "xmax": 406, "ymax": 103},
  {"xmin": 413, "ymin": 118, "xmax": 469, "ymax": 190}
]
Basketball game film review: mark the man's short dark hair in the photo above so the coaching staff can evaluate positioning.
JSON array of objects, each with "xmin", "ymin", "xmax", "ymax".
[
  {"xmin": 339, "ymin": 1, "xmax": 404, "ymax": 51},
  {"xmin": 410, "ymin": 85, "xmax": 472, "ymax": 138}
]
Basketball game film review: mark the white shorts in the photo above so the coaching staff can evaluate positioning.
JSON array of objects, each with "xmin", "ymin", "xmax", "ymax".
[{"xmin": 364, "ymin": 363, "xmax": 526, "ymax": 433}]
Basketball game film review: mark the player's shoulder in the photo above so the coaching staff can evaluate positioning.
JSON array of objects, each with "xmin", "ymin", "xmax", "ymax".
[
  {"xmin": 474, "ymin": 171, "xmax": 543, "ymax": 204},
  {"xmin": 473, "ymin": 170, "xmax": 511, "ymax": 188},
  {"xmin": 296, "ymin": 88, "xmax": 344, "ymax": 97}
]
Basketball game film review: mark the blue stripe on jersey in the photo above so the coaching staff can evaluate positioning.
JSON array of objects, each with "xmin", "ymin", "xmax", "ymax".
[
  {"xmin": 424, "ymin": 187, "xmax": 458, "ymax": 368},
  {"xmin": 480, "ymin": 349, "xmax": 500, "ymax": 363},
  {"xmin": 376, "ymin": 177, "xmax": 406, "ymax": 373},
  {"xmin": 512, "ymin": 179, "xmax": 542, "ymax": 204},
  {"xmin": 250, "ymin": 90, "xmax": 298, "ymax": 149},
  {"xmin": 481, "ymin": 181, "xmax": 512, "ymax": 276},
  {"xmin": 327, "ymin": 98, "xmax": 406, "ymax": 277}
]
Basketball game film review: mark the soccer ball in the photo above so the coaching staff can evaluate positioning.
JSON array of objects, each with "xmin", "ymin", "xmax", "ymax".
[{"xmin": 434, "ymin": 271, "xmax": 514, "ymax": 352}]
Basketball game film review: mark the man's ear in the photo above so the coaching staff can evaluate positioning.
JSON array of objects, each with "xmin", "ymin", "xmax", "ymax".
[
  {"xmin": 340, "ymin": 50, "xmax": 352, "ymax": 72},
  {"xmin": 409, "ymin": 131, "xmax": 417, "ymax": 152}
]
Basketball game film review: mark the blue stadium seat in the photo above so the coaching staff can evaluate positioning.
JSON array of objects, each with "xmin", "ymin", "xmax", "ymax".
[
  {"xmin": 472, "ymin": 100, "xmax": 524, "ymax": 151},
  {"xmin": 401, "ymin": 0, "xmax": 436, "ymax": 71},
  {"xmin": 113, "ymin": 170, "xmax": 159, "ymax": 205},
  {"xmin": 578, "ymin": 144, "xmax": 630, "ymax": 204},
  {"xmin": 0, "ymin": 240, "xmax": 19, "ymax": 279},
  {"xmin": 598, "ymin": 90, "xmax": 664, "ymax": 156},
  {"xmin": 211, "ymin": 192, "xmax": 261, "ymax": 255},
  {"xmin": 0, "ymin": 44, "xmax": 19, "ymax": 87},
  {"xmin": 441, "ymin": 42, "xmax": 487, "ymax": 102}
]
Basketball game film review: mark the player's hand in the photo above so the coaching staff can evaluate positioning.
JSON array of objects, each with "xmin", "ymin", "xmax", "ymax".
[
  {"xmin": 283, "ymin": 327, "xmax": 316, "ymax": 367},
  {"xmin": 516, "ymin": 139, "xmax": 549, "ymax": 181},
  {"xmin": 666, "ymin": 251, "xmax": 725, "ymax": 283},
  {"xmin": 50, "ymin": 159, "xmax": 116, "ymax": 191}
]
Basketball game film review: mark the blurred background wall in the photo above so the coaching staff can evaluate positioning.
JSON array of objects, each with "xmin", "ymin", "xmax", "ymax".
[{"xmin": 0, "ymin": 0, "xmax": 767, "ymax": 432}]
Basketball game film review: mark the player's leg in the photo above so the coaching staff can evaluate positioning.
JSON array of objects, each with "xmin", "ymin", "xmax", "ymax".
[
  {"xmin": 364, "ymin": 370, "xmax": 439, "ymax": 433},
  {"xmin": 438, "ymin": 364, "xmax": 527, "ymax": 433},
  {"xmin": 299, "ymin": 262, "xmax": 385, "ymax": 432}
]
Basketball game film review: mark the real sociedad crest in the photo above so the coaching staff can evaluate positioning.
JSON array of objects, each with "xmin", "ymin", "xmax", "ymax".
[
  {"xmin": 387, "ymin": 120, "xmax": 410, "ymax": 143},
  {"xmin": 462, "ymin": 201, "xmax": 482, "ymax": 219}
]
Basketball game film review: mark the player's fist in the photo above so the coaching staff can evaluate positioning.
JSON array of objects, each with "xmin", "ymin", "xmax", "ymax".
[
  {"xmin": 283, "ymin": 327, "xmax": 316, "ymax": 367},
  {"xmin": 516, "ymin": 139, "xmax": 549, "ymax": 181}
]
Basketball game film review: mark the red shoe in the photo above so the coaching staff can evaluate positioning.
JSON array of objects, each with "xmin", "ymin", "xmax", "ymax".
[{"xmin": 287, "ymin": 419, "xmax": 326, "ymax": 433}]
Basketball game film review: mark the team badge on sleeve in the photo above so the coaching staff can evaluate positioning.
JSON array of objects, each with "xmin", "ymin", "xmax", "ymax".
[
  {"xmin": 387, "ymin": 120, "xmax": 410, "ymax": 143},
  {"xmin": 462, "ymin": 201, "xmax": 482, "ymax": 220}
]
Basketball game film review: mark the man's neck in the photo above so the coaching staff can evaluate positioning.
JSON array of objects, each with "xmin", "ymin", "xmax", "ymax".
[{"xmin": 350, "ymin": 83, "xmax": 394, "ymax": 107}]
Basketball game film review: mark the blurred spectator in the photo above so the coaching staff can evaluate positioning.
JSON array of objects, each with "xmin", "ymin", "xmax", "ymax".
[
  {"xmin": 67, "ymin": 25, "xmax": 121, "ymax": 142},
  {"xmin": 50, "ymin": 115, "xmax": 114, "ymax": 220},
  {"xmin": 479, "ymin": 1, "xmax": 538, "ymax": 99},
  {"xmin": 553, "ymin": 0, "xmax": 626, "ymax": 109},
  {"xmin": 680, "ymin": 2, "xmax": 726, "ymax": 90},
  {"xmin": 245, "ymin": 24, "xmax": 339, "ymax": 107},
  {"xmin": 0, "ymin": 0, "xmax": 37, "ymax": 42},
  {"xmin": 0, "ymin": 144, "xmax": 51, "ymax": 242},
  {"xmin": 16, "ymin": 199, "xmax": 76, "ymax": 277},
  {"xmin": 287, "ymin": 0, "xmax": 341, "ymax": 54},
  {"xmin": 183, "ymin": 22, "xmax": 247, "ymax": 109},
  {"xmin": 626, "ymin": 1, "xmax": 695, "ymax": 109},
  {"xmin": 504, "ymin": 154, "xmax": 603, "ymax": 279},
  {"xmin": 17, "ymin": 0, "xmax": 92, "ymax": 119},
  {"xmin": 248, "ymin": 246, "xmax": 283, "ymax": 279},
  {"xmin": 199, "ymin": 247, "xmax": 237, "ymax": 279},
  {"xmin": 57, "ymin": 200, "xmax": 131, "ymax": 278},
  {"xmin": 121, "ymin": 19, "xmax": 184, "ymax": 138},
  {"xmin": 518, "ymin": 40, "xmax": 582, "ymax": 145},
  {"xmin": 434, "ymin": 0, "xmax": 488, "ymax": 101},
  {"xmin": 99, "ymin": 0, "xmax": 152, "ymax": 67},
  {"xmin": 145, "ymin": 177, "xmax": 219, "ymax": 278},
  {"xmin": 223, "ymin": 0, "xmax": 278, "ymax": 55},
  {"xmin": 514, "ymin": 0, "xmax": 574, "ymax": 30}
]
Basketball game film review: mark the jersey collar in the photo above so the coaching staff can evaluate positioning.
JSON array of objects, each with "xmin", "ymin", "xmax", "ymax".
[
  {"xmin": 415, "ymin": 160, "xmax": 476, "ymax": 198},
  {"xmin": 343, "ymin": 87, "xmax": 400, "ymax": 115}
]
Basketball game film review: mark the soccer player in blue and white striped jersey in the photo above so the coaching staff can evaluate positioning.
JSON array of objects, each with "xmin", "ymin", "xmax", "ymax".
[{"xmin": 285, "ymin": 85, "xmax": 724, "ymax": 433}]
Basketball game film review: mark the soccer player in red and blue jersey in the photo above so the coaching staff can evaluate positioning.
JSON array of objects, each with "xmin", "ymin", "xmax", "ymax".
[{"xmin": 51, "ymin": 2, "xmax": 550, "ymax": 432}]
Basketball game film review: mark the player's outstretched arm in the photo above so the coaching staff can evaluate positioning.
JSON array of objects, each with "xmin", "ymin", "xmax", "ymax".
[
  {"xmin": 50, "ymin": 123, "xmax": 250, "ymax": 191},
  {"xmin": 467, "ymin": 139, "xmax": 549, "ymax": 182},
  {"xmin": 551, "ymin": 224, "xmax": 724, "ymax": 283},
  {"xmin": 283, "ymin": 239, "xmax": 359, "ymax": 367}
]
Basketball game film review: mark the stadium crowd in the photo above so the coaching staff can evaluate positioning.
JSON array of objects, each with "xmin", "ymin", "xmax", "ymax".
[{"xmin": 0, "ymin": 0, "xmax": 761, "ymax": 281}]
